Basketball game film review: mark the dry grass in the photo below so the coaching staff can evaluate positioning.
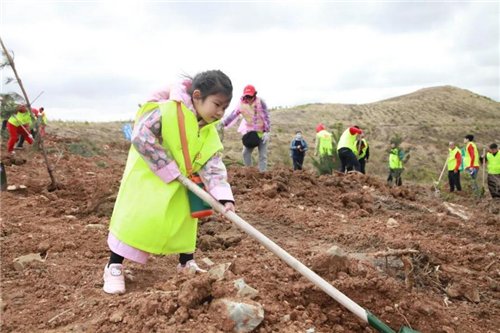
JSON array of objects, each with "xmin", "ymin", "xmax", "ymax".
[{"xmin": 47, "ymin": 85, "xmax": 500, "ymax": 184}]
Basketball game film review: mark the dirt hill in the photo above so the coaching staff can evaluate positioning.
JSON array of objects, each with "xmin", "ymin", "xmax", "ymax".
[
  {"xmin": 1, "ymin": 118, "xmax": 500, "ymax": 332},
  {"xmin": 222, "ymin": 85, "xmax": 499, "ymax": 181}
]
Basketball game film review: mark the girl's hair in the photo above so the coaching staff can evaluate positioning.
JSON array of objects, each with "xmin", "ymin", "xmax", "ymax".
[{"xmin": 186, "ymin": 70, "xmax": 233, "ymax": 101}]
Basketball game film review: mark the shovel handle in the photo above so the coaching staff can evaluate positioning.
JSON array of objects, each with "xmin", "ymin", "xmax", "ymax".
[
  {"xmin": 177, "ymin": 174, "xmax": 368, "ymax": 322},
  {"xmin": 437, "ymin": 157, "xmax": 449, "ymax": 184}
]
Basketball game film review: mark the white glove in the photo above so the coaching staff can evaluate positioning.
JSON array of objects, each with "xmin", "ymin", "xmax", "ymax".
[
  {"xmin": 216, "ymin": 122, "xmax": 225, "ymax": 142},
  {"xmin": 28, "ymin": 134, "xmax": 34, "ymax": 140},
  {"xmin": 262, "ymin": 132, "xmax": 270, "ymax": 144}
]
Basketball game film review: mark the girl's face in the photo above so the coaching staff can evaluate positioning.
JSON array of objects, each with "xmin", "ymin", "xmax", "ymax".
[{"xmin": 192, "ymin": 90, "xmax": 231, "ymax": 123}]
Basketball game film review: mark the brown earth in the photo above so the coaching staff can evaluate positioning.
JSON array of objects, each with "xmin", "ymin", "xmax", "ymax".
[{"xmin": 1, "ymin": 131, "xmax": 500, "ymax": 333}]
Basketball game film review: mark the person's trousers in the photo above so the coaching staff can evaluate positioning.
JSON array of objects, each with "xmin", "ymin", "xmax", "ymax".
[
  {"xmin": 359, "ymin": 158, "xmax": 367, "ymax": 174},
  {"xmin": 292, "ymin": 155, "xmax": 304, "ymax": 170},
  {"xmin": 338, "ymin": 148, "xmax": 360, "ymax": 173},
  {"xmin": 7, "ymin": 123, "xmax": 33, "ymax": 152},
  {"xmin": 243, "ymin": 139, "xmax": 269, "ymax": 171},
  {"xmin": 488, "ymin": 174, "xmax": 500, "ymax": 198},
  {"xmin": 17, "ymin": 129, "xmax": 36, "ymax": 147},
  {"xmin": 387, "ymin": 168, "xmax": 403, "ymax": 186},
  {"xmin": 448, "ymin": 170, "xmax": 462, "ymax": 192}
]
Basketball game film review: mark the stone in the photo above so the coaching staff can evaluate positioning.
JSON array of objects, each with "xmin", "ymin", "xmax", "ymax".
[
  {"xmin": 65, "ymin": 215, "xmax": 77, "ymax": 220},
  {"xmin": 464, "ymin": 286, "xmax": 480, "ymax": 303},
  {"xmin": 208, "ymin": 263, "xmax": 232, "ymax": 281},
  {"xmin": 262, "ymin": 184, "xmax": 278, "ymax": 198},
  {"xmin": 446, "ymin": 284, "xmax": 462, "ymax": 299},
  {"xmin": 386, "ymin": 218, "xmax": 399, "ymax": 228},
  {"xmin": 202, "ymin": 258, "xmax": 215, "ymax": 266},
  {"xmin": 198, "ymin": 235, "xmax": 218, "ymax": 251},
  {"xmin": 7, "ymin": 185, "xmax": 17, "ymax": 191},
  {"xmin": 12, "ymin": 253, "xmax": 43, "ymax": 271},
  {"xmin": 109, "ymin": 311, "xmax": 124, "ymax": 323},
  {"xmin": 233, "ymin": 278, "xmax": 259, "ymax": 299},
  {"xmin": 85, "ymin": 224, "xmax": 105, "ymax": 229},
  {"xmin": 210, "ymin": 298, "xmax": 264, "ymax": 333},
  {"xmin": 311, "ymin": 246, "xmax": 349, "ymax": 278},
  {"xmin": 37, "ymin": 239, "xmax": 52, "ymax": 253}
]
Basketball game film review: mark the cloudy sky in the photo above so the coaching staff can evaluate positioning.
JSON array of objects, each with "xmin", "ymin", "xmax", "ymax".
[{"xmin": 1, "ymin": 1, "xmax": 499, "ymax": 122}]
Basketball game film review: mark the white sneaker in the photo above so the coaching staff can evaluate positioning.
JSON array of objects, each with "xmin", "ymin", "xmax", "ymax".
[
  {"xmin": 103, "ymin": 264, "xmax": 126, "ymax": 294},
  {"xmin": 176, "ymin": 260, "xmax": 207, "ymax": 274}
]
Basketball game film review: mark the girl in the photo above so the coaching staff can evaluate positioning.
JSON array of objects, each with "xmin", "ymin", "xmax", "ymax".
[
  {"xmin": 104, "ymin": 70, "xmax": 236, "ymax": 294},
  {"xmin": 219, "ymin": 85, "xmax": 271, "ymax": 172}
]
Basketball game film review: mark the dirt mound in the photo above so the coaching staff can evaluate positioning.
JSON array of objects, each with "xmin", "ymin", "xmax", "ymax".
[{"xmin": 1, "ymin": 135, "xmax": 499, "ymax": 332}]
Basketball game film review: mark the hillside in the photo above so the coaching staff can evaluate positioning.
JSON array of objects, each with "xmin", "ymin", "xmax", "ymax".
[
  {"xmin": 222, "ymin": 85, "xmax": 500, "ymax": 182},
  {"xmin": 1, "ymin": 127, "xmax": 500, "ymax": 332}
]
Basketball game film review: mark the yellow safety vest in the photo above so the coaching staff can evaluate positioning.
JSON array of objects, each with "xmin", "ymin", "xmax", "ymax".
[
  {"xmin": 357, "ymin": 139, "xmax": 368, "ymax": 159},
  {"xmin": 464, "ymin": 142, "xmax": 479, "ymax": 168},
  {"xmin": 337, "ymin": 128, "xmax": 357, "ymax": 152},
  {"xmin": 389, "ymin": 148, "xmax": 403, "ymax": 169},
  {"xmin": 486, "ymin": 152, "xmax": 500, "ymax": 175},
  {"xmin": 448, "ymin": 147, "xmax": 460, "ymax": 171},
  {"xmin": 109, "ymin": 101, "xmax": 223, "ymax": 255},
  {"xmin": 8, "ymin": 111, "xmax": 32, "ymax": 126},
  {"xmin": 316, "ymin": 130, "xmax": 333, "ymax": 156}
]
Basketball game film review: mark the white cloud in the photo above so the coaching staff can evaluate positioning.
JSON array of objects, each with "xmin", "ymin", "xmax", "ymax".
[{"xmin": 1, "ymin": 2, "xmax": 498, "ymax": 122}]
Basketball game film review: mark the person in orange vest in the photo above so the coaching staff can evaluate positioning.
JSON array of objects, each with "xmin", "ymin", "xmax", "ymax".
[
  {"xmin": 481, "ymin": 143, "xmax": 500, "ymax": 198},
  {"xmin": 463, "ymin": 134, "xmax": 480, "ymax": 195},
  {"xmin": 103, "ymin": 70, "xmax": 236, "ymax": 294},
  {"xmin": 447, "ymin": 141, "xmax": 462, "ymax": 192}
]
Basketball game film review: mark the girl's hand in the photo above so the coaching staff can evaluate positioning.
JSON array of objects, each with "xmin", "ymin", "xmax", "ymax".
[{"xmin": 219, "ymin": 202, "xmax": 235, "ymax": 221}]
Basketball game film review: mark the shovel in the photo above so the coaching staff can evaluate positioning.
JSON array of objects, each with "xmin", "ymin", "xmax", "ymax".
[
  {"xmin": 481, "ymin": 148, "xmax": 486, "ymax": 197},
  {"xmin": 177, "ymin": 174, "xmax": 420, "ymax": 333},
  {"xmin": 433, "ymin": 158, "xmax": 448, "ymax": 194}
]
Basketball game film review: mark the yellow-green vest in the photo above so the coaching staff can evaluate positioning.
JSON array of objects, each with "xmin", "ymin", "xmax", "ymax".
[
  {"xmin": 316, "ymin": 130, "xmax": 333, "ymax": 156},
  {"xmin": 389, "ymin": 148, "xmax": 403, "ymax": 169},
  {"xmin": 464, "ymin": 142, "xmax": 479, "ymax": 168},
  {"xmin": 337, "ymin": 128, "xmax": 357, "ymax": 152},
  {"xmin": 8, "ymin": 111, "xmax": 32, "ymax": 126},
  {"xmin": 357, "ymin": 139, "xmax": 368, "ymax": 159},
  {"xmin": 109, "ymin": 101, "xmax": 223, "ymax": 255},
  {"xmin": 486, "ymin": 152, "xmax": 500, "ymax": 175},
  {"xmin": 448, "ymin": 147, "xmax": 460, "ymax": 171}
]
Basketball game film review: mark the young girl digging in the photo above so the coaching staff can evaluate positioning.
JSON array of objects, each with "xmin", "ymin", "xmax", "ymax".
[{"xmin": 103, "ymin": 70, "xmax": 236, "ymax": 294}]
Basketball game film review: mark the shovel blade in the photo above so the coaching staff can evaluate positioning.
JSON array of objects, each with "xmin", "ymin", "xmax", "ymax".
[{"xmin": 398, "ymin": 326, "xmax": 421, "ymax": 333}]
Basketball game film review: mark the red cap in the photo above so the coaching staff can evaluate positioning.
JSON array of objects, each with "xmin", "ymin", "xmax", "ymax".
[
  {"xmin": 316, "ymin": 124, "xmax": 325, "ymax": 133},
  {"xmin": 243, "ymin": 85, "xmax": 256, "ymax": 96}
]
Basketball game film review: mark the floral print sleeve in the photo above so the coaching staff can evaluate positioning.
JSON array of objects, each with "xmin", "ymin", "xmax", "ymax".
[
  {"xmin": 131, "ymin": 108, "xmax": 180, "ymax": 183},
  {"xmin": 199, "ymin": 152, "xmax": 234, "ymax": 202}
]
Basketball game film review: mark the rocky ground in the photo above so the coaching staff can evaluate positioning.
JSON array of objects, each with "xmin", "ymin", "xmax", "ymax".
[{"xmin": 1, "ymin": 132, "xmax": 500, "ymax": 333}]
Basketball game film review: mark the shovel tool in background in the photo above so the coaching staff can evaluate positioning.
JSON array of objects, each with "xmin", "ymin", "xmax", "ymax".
[
  {"xmin": 481, "ymin": 148, "xmax": 486, "ymax": 197},
  {"xmin": 177, "ymin": 173, "xmax": 421, "ymax": 333},
  {"xmin": 433, "ymin": 157, "xmax": 448, "ymax": 194}
]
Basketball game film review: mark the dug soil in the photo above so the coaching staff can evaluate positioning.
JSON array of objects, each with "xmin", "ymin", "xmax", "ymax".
[{"xmin": 1, "ymin": 133, "xmax": 499, "ymax": 333}]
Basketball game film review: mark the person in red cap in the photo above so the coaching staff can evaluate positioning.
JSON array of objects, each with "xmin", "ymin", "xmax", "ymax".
[
  {"xmin": 6, "ymin": 105, "xmax": 34, "ymax": 154},
  {"xmin": 219, "ymin": 84, "xmax": 271, "ymax": 171},
  {"xmin": 314, "ymin": 124, "xmax": 333, "ymax": 157}
]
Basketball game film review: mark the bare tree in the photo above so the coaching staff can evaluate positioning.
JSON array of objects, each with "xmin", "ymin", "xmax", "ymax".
[{"xmin": 0, "ymin": 36, "xmax": 58, "ymax": 190}]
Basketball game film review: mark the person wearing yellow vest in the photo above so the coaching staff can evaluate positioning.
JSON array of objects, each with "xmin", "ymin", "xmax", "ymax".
[
  {"xmin": 354, "ymin": 138, "xmax": 370, "ymax": 174},
  {"xmin": 387, "ymin": 143, "xmax": 404, "ymax": 186},
  {"xmin": 463, "ymin": 134, "xmax": 480, "ymax": 195},
  {"xmin": 447, "ymin": 141, "xmax": 462, "ymax": 192},
  {"xmin": 337, "ymin": 126, "xmax": 364, "ymax": 173},
  {"xmin": 219, "ymin": 85, "xmax": 270, "ymax": 171},
  {"xmin": 314, "ymin": 124, "xmax": 333, "ymax": 157},
  {"xmin": 6, "ymin": 105, "xmax": 34, "ymax": 154},
  {"xmin": 481, "ymin": 143, "xmax": 500, "ymax": 198},
  {"xmin": 103, "ymin": 70, "xmax": 236, "ymax": 294},
  {"xmin": 16, "ymin": 108, "xmax": 41, "ymax": 150}
]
